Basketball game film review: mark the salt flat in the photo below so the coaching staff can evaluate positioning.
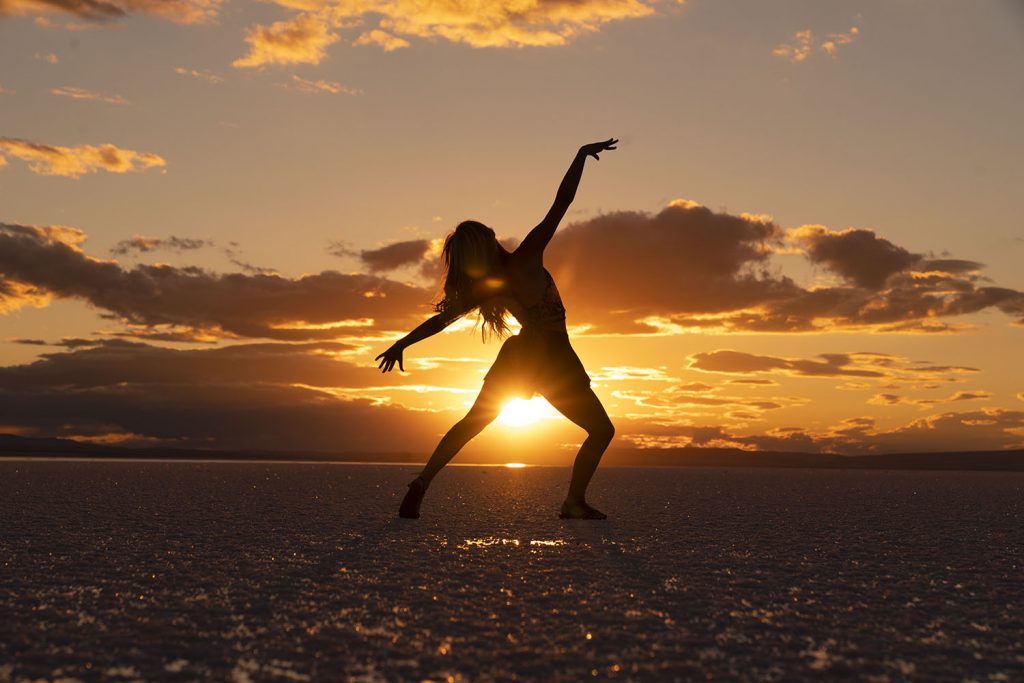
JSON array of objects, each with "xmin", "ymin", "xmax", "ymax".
[{"xmin": 1, "ymin": 462, "xmax": 1022, "ymax": 682}]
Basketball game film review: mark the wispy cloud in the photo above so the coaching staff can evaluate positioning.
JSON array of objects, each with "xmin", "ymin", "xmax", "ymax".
[
  {"xmin": 50, "ymin": 86, "xmax": 129, "ymax": 105},
  {"xmin": 821, "ymin": 26, "xmax": 859, "ymax": 57},
  {"xmin": 773, "ymin": 25, "xmax": 859, "ymax": 63},
  {"xmin": 353, "ymin": 29, "xmax": 410, "ymax": 52},
  {"xmin": 110, "ymin": 236, "xmax": 213, "ymax": 256},
  {"xmin": 0, "ymin": 137, "xmax": 165, "ymax": 178},
  {"xmin": 772, "ymin": 29, "xmax": 813, "ymax": 63},
  {"xmin": 173, "ymin": 66, "xmax": 223, "ymax": 84},
  {"xmin": 286, "ymin": 74, "xmax": 361, "ymax": 95}
]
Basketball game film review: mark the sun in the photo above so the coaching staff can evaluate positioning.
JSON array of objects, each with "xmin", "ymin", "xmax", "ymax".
[{"xmin": 496, "ymin": 397, "xmax": 558, "ymax": 428}]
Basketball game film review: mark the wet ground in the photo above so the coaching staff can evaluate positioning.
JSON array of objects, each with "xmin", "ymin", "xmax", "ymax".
[{"xmin": 1, "ymin": 462, "xmax": 1022, "ymax": 681}]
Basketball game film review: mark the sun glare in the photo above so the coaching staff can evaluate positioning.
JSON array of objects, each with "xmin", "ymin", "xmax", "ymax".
[{"xmin": 496, "ymin": 397, "xmax": 558, "ymax": 428}]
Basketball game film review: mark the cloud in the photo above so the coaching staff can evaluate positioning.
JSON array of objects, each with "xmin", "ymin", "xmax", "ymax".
[
  {"xmin": 772, "ymin": 29, "xmax": 813, "ymax": 63},
  {"xmin": 869, "ymin": 390, "xmax": 992, "ymax": 408},
  {"xmin": 50, "ymin": 85, "xmax": 129, "ymax": 105},
  {"xmin": 320, "ymin": 201, "xmax": 1024, "ymax": 335},
  {"xmin": 232, "ymin": 0, "xmax": 659, "ymax": 67},
  {"xmin": 0, "ymin": 338, "xmax": 482, "ymax": 451},
  {"xmin": 0, "ymin": 222, "xmax": 431, "ymax": 339},
  {"xmin": 543, "ymin": 200, "xmax": 798, "ymax": 332},
  {"xmin": 773, "ymin": 25, "xmax": 859, "ymax": 63},
  {"xmin": 0, "ymin": 137, "xmax": 165, "ymax": 178},
  {"xmin": 286, "ymin": 74, "xmax": 361, "ymax": 95},
  {"xmin": 537, "ymin": 202, "xmax": 1024, "ymax": 333},
  {"xmin": 174, "ymin": 66, "xmax": 223, "ymax": 84},
  {"xmin": 0, "ymin": 0, "xmax": 223, "ymax": 24},
  {"xmin": 618, "ymin": 406, "xmax": 1024, "ymax": 454},
  {"xmin": 690, "ymin": 350, "xmax": 885, "ymax": 379},
  {"xmin": 5, "ymin": 196, "xmax": 1023, "ymax": 342},
  {"xmin": 35, "ymin": 51, "xmax": 59, "ymax": 63},
  {"xmin": 789, "ymin": 225, "xmax": 919, "ymax": 290},
  {"xmin": 0, "ymin": 339, "xmax": 365, "ymax": 390},
  {"xmin": 0, "ymin": 84, "xmax": 13, "ymax": 95},
  {"xmin": 233, "ymin": 13, "xmax": 340, "ymax": 68},
  {"xmin": 109, "ymin": 235, "xmax": 213, "ymax": 255},
  {"xmin": 821, "ymin": 26, "xmax": 859, "ymax": 57},
  {"xmin": 353, "ymin": 29, "xmax": 410, "ymax": 52},
  {"xmin": 0, "ymin": 380, "xmax": 447, "ymax": 451},
  {"xmin": 331, "ymin": 0, "xmax": 657, "ymax": 48},
  {"xmin": 356, "ymin": 239, "xmax": 433, "ymax": 272}
]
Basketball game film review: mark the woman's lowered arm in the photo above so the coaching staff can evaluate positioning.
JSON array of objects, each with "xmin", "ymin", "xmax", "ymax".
[
  {"xmin": 519, "ymin": 138, "xmax": 618, "ymax": 257},
  {"xmin": 375, "ymin": 307, "xmax": 465, "ymax": 373}
]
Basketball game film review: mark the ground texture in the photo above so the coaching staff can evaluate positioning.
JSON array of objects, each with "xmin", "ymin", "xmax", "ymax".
[{"xmin": 1, "ymin": 462, "xmax": 1022, "ymax": 682}]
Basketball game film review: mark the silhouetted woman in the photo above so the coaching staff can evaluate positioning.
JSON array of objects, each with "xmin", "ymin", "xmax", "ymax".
[{"xmin": 376, "ymin": 139, "xmax": 618, "ymax": 520}]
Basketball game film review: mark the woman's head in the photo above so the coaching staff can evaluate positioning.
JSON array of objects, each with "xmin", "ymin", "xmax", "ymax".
[
  {"xmin": 442, "ymin": 220, "xmax": 500, "ymax": 279},
  {"xmin": 436, "ymin": 220, "xmax": 510, "ymax": 339}
]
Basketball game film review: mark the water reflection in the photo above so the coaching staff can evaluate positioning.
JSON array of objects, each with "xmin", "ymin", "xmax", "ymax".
[{"xmin": 456, "ymin": 537, "xmax": 568, "ymax": 550}]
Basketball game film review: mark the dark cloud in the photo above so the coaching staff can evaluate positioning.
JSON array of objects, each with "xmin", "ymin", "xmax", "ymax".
[
  {"xmin": 0, "ymin": 340, "xmax": 363, "ymax": 390},
  {"xmin": 790, "ymin": 225, "xmax": 920, "ymax": 289},
  {"xmin": 357, "ymin": 239, "xmax": 432, "ymax": 272},
  {"xmin": 0, "ymin": 0, "xmax": 221, "ymax": 24},
  {"xmin": 544, "ymin": 201, "xmax": 798, "ymax": 332},
  {"xmin": 0, "ymin": 382, "xmax": 447, "ymax": 452},
  {"xmin": 541, "ymin": 205, "xmax": 1024, "ymax": 333},
  {"xmin": 689, "ymin": 350, "xmax": 885, "ymax": 378},
  {"xmin": 0, "ymin": 223, "xmax": 431, "ymax": 340},
  {"xmin": 616, "ymin": 407, "xmax": 1024, "ymax": 454},
  {"xmin": 110, "ymin": 235, "xmax": 212, "ymax": 255}
]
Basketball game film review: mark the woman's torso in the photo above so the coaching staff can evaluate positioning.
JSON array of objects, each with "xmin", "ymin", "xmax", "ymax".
[{"xmin": 486, "ymin": 252, "xmax": 567, "ymax": 333}]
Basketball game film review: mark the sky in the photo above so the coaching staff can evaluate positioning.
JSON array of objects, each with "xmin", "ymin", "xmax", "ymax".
[{"xmin": 1, "ymin": 0, "xmax": 1023, "ymax": 461}]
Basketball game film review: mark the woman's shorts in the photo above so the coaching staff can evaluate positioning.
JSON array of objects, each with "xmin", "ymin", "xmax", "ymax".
[{"xmin": 482, "ymin": 329, "xmax": 592, "ymax": 400}]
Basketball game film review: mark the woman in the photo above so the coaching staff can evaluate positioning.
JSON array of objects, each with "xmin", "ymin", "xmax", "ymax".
[{"xmin": 375, "ymin": 139, "xmax": 618, "ymax": 520}]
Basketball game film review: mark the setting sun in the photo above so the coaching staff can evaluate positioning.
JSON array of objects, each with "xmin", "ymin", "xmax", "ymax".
[{"xmin": 496, "ymin": 398, "xmax": 559, "ymax": 428}]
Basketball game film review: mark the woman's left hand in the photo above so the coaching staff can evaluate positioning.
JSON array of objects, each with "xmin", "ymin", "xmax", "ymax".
[
  {"xmin": 375, "ymin": 344, "xmax": 405, "ymax": 373},
  {"xmin": 580, "ymin": 138, "xmax": 618, "ymax": 160}
]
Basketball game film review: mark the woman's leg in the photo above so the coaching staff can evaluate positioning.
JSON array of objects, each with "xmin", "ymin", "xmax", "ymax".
[
  {"xmin": 400, "ymin": 384, "xmax": 505, "ymax": 518},
  {"xmin": 543, "ymin": 385, "xmax": 615, "ymax": 516},
  {"xmin": 419, "ymin": 382, "xmax": 505, "ymax": 486}
]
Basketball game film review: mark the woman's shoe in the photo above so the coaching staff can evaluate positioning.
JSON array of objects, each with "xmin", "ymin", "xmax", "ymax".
[{"xmin": 398, "ymin": 476, "xmax": 427, "ymax": 519}]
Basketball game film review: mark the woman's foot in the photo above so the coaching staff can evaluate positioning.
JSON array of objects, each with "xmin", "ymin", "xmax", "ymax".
[
  {"xmin": 398, "ymin": 476, "xmax": 428, "ymax": 519},
  {"xmin": 559, "ymin": 499, "xmax": 606, "ymax": 520}
]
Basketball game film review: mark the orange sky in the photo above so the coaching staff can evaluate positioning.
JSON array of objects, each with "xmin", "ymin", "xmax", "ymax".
[{"xmin": 1, "ymin": 0, "xmax": 1023, "ymax": 459}]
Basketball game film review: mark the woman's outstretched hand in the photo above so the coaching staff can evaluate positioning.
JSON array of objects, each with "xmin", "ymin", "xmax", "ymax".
[
  {"xmin": 375, "ymin": 344, "xmax": 405, "ymax": 373},
  {"xmin": 580, "ymin": 138, "xmax": 618, "ymax": 161}
]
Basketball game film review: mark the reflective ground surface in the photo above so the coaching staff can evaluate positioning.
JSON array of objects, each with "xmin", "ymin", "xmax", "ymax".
[{"xmin": 2, "ymin": 462, "xmax": 1022, "ymax": 681}]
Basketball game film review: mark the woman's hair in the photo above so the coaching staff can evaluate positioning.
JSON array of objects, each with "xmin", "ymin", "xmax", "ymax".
[{"xmin": 435, "ymin": 220, "xmax": 511, "ymax": 340}]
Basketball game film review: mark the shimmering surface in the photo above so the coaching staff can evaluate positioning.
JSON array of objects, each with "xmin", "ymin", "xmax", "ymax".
[{"xmin": 1, "ymin": 463, "xmax": 1022, "ymax": 682}]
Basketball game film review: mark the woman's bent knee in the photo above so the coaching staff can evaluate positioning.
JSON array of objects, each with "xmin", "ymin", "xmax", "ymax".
[{"xmin": 589, "ymin": 419, "xmax": 615, "ymax": 444}]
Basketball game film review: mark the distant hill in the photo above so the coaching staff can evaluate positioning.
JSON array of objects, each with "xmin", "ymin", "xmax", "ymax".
[{"xmin": 2, "ymin": 434, "xmax": 1023, "ymax": 471}]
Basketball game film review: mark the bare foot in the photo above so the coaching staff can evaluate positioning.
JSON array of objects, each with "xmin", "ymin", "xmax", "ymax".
[
  {"xmin": 559, "ymin": 500, "xmax": 607, "ymax": 520},
  {"xmin": 398, "ymin": 477, "xmax": 427, "ymax": 519}
]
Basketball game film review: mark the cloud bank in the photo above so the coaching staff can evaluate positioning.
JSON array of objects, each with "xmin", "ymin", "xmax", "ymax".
[{"xmin": 0, "ymin": 223, "xmax": 431, "ymax": 339}]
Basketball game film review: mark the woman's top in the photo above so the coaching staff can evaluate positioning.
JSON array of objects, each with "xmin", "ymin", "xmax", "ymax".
[
  {"xmin": 436, "ymin": 267, "xmax": 568, "ymax": 334},
  {"xmin": 520, "ymin": 269, "xmax": 567, "ymax": 332}
]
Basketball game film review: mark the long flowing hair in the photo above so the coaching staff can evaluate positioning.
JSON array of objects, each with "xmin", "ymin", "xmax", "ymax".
[{"xmin": 434, "ymin": 220, "xmax": 511, "ymax": 340}]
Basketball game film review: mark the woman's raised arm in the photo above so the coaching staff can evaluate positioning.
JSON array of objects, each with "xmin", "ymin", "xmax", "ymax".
[{"xmin": 519, "ymin": 138, "xmax": 618, "ymax": 257}]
